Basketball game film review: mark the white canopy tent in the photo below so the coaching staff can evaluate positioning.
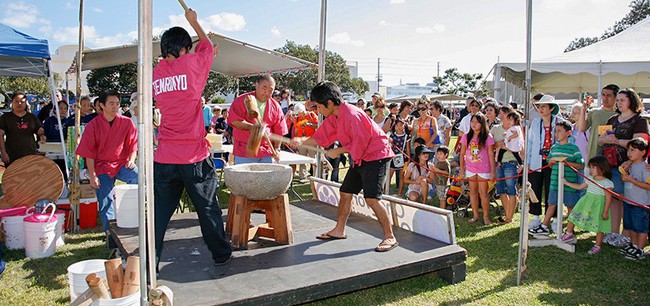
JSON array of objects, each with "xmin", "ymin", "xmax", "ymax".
[
  {"xmin": 79, "ymin": 33, "xmax": 316, "ymax": 77},
  {"xmin": 494, "ymin": 16, "xmax": 650, "ymax": 103}
]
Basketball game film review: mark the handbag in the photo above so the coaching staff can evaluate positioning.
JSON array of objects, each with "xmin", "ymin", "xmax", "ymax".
[
  {"xmin": 603, "ymin": 145, "xmax": 619, "ymax": 167},
  {"xmin": 392, "ymin": 154, "xmax": 404, "ymax": 168},
  {"xmin": 430, "ymin": 119, "xmax": 441, "ymax": 144}
]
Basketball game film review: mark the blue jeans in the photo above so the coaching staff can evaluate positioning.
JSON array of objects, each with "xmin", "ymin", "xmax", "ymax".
[
  {"xmin": 496, "ymin": 161, "xmax": 518, "ymax": 196},
  {"xmin": 154, "ymin": 158, "xmax": 232, "ymax": 267},
  {"xmin": 95, "ymin": 166, "xmax": 138, "ymax": 231},
  {"xmin": 234, "ymin": 155, "xmax": 273, "ymax": 164}
]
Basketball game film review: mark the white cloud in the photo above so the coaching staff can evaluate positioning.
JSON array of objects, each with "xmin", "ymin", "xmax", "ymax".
[
  {"xmin": 1, "ymin": 2, "xmax": 39, "ymax": 28},
  {"xmin": 415, "ymin": 24, "xmax": 446, "ymax": 34},
  {"xmin": 390, "ymin": 0, "xmax": 405, "ymax": 4},
  {"xmin": 53, "ymin": 25, "xmax": 138, "ymax": 48},
  {"xmin": 328, "ymin": 32, "xmax": 365, "ymax": 47},
  {"xmin": 65, "ymin": 2, "xmax": 75, "ymax": 9},
  {"xmin": 167, "ymin": 12, "xmax": 246, "ymax": 33},
  {"xmin": 379, "ymin": 20, "xmax": 407, "ymax": 27},
  {"xmin": 92, "ymin": 7, "xmax": 104, "ymax": 13},
  {"xmin": 271, "ymin": 26, "xmax": 282, "ymax": 38}
]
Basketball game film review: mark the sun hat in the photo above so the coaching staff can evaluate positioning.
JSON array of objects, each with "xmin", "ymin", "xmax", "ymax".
[
  {"xmin": 534, "ymin": 95, "xmax": 559, "ymax": 116},
  {"xmin": 129, "ymin": 92, "xmax": 138, "ymax": 109}
]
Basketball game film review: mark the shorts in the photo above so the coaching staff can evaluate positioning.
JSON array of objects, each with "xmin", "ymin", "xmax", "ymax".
[
  {"xmin": 341, "ymin": 158, "xmax": 390, "ymax": 199},
  {"xmin": 466, "ymin": 171, "xmax": 491, "ymax": 180},
  {"xmin": 623, "ymin": 203, "xmax": 650, "ymax": 233},
  {"xmin": 496, "ymin": 161, "xmax": 518, "ymax": 196},
  {"xmin": 547, "ymin": 190, "xmax": 579, "ymax": 207},
  {"xmin": 435, "ymin": 184, "xmax": 447, "ymax": 200}
]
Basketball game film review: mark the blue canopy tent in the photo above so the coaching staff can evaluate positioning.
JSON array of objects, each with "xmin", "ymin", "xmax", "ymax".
[{"xmin": 0, "ymin": 23, "xmax": 69, "ymax": 178}]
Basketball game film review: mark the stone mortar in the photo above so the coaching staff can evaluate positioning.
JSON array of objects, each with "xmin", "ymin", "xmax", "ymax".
[{"xmin": 224, "ymin": 163, "xmax": 293, "ymax": 200}]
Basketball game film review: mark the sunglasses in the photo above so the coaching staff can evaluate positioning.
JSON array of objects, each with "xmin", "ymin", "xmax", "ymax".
[{"xmin": 418, "ymin": 107, "xmax": 428, "ymax": 111}]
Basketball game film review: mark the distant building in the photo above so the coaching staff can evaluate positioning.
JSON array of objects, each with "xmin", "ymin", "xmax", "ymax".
[
  {"xmin": 386, "ymin": 83, "xmax": 437, "ymax": 99},
  {"xmin": 51, "ymin": 45, "xmax": 91, "ymax": 96}
]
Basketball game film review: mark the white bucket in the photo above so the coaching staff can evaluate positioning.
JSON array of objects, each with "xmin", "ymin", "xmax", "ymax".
[
  {"xmin": 23, "ymin": 208, "xmax": 58, "ymax": 259},
  {"xmin": 91, "ymin": 291, "xmax": 140, "ymax": 306},
  {"xmin": 114, "ymin": 184, "xmax": 138, "ymax": 228},
  {"xmin": 55, "ymin": 212, "xmax": 66, "ymax": 247},
  {"xmin": 67, "ymin": 259, "xmax": 108, "ymax": 301},
  {"xmin": 1, "ymin": 214, "xmax": 26, "ymax": 250}
]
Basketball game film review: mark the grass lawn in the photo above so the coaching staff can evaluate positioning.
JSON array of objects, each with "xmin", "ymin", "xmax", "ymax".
[{"xmin": 2, "ymin": 144, "xmax": 650, "ymax": 305}]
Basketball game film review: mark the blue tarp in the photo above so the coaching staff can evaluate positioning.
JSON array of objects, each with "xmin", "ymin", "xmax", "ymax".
[{"xmin": 0, "ymin": 23, "xmax": 50, "ymax": 59}]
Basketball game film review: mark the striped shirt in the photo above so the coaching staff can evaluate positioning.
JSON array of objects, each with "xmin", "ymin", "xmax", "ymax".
[
  {"xmin": 586, "ymin": 176, "xmax": 613, "ymax": 196},
  {"xmin": 549, "ymin": 142, "xmax": 583, "ymax": 192}
]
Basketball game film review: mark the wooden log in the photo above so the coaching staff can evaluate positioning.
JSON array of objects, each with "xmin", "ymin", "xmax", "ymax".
[
  {"xmin": 69, "ymin": 287, "xmax": 99, "ymax": 306},
  {"xmin": 122, "ymin": 256, "xmax": 140, "ymax": 296},
  {"xmin": 244, "ymin": 95, "xmax": 259, "ymax": 120},
  {"xmin": 104, "ymin": 258, "xmax": 124, "ymax": 298},
  {"xmin": 85, "ymin": 273, "xmax": 110, "ymax": 299}
]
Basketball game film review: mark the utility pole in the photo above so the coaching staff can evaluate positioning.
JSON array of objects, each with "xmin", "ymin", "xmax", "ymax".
[
  {"xmin": 437, "ymin": 62, "xmax": 440, "ymax": 77},
  {"xmin": 377, "ymin": 58, "xmax": 381, "ymax": 91}
]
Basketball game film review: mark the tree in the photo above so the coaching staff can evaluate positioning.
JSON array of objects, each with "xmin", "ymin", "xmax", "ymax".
[
  {"xmin": 86, "ymin": 63, "xmax": 138, "ymax": 96},
  {"xmin": 565, "ymin": 0, "xmax": 650, "ymax": 52},
  {"xmin": 431, "ymin": 68, "xmax": 485, "ymax": 97},
  {"xmin": 348, "ymin": 77, "xmax": 370, "ymax": 97}
]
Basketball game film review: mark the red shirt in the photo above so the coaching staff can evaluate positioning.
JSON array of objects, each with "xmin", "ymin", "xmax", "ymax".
[
  {"xmin": 153, "ymin": 39, "xmax": 213, "ymax": 164},
  {"xmin": 227, "ymin": 92, "xmax": 288, "ymax": 158},
  {"xmin": 313, "ymin": 102, "xmax": 394, "ymax": 166},
  {"xmin": 75, "ymin": 114, "xmax": 137, "ymax": 178}
]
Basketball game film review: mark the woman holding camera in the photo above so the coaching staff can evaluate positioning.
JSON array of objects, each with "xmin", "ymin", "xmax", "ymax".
[
  {"xmin": 597, "ymin": 88, "xmax": 649, "ymax": 242},
  {"xmin": 525, "ymin": 95, "xmax": 566, "ymax": 230}
]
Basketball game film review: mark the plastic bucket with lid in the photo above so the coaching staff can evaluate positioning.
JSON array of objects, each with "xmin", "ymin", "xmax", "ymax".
[
  {"xmin": 67, "ymin": 259, "xmax": 108, "ymax": 301},
  {"xmin": 0, "ymin": 206, "xmax": 29, "ymax": 250},
  {"xmin": 114, "ymin": 184, "xmax": 138, "ymax": 228},
  {"xmin": 23, "ymin": 204, "xmax": 58, "ymax": 258}
]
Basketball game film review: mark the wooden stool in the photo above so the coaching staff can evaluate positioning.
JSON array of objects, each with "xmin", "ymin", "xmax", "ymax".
[{"xmin": 226, "ymin": 194, "xmax": 293, "ymax": 249}]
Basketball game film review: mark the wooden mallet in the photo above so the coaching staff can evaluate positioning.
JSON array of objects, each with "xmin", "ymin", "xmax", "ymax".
[
  {"xmin": 244, "ymin": 95, "xmax": 279, "ymax": 159},
  {"xmin": 177, "ymin": 0, "xmax": 189, "ymax": 12}
]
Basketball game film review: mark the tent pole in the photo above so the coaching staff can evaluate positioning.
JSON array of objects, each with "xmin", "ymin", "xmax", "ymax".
[
  {"xmin": 517, "ymin": 0, "xmax": 533, "ymax": 286},
  {"xmin": 48, "ymin": 60, "xmax": 69, "ymax": 180},
  {"xmin": 70, "ymin": 0, "xmax": 85, "ymax": 232},
  {"xmin": 315, "ymin": 0, "xmax": 327, "ymax": 179},
  {"xmin": 137, "ymin": 0, "xmax": 155, "ymax": 301},
  {"xmin": 597, "ymin": 61, "xmax": 602, "ymax": 107}
]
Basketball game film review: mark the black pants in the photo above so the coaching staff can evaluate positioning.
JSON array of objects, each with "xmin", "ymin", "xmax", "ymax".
[
  {"xmin": 154, "ymin": 158, "xmax": 232, "ymax": 268},
  {"xmin": 528, "ymin": 159, "xmax": 551, "ymax": 216}
]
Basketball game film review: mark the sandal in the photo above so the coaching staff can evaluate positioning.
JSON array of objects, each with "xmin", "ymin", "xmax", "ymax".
[
  {"xmin": 375, "ymin": 239, "xmax": 399, "ymax": 252},
  {"xmin": 497, "ymin": 217, "xmax": 508, "ymax": 224}
]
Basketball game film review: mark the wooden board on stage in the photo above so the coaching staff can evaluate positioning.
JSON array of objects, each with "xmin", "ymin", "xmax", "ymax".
[{"xmin": 0, "ymin": 155, "xmax": 64, "ymax": 208}]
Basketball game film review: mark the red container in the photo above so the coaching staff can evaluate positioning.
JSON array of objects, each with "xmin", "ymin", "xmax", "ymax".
[
  {"xmin": 56, "ymin": 201, "xmax": 98, "ymax": 230},
  {"xmin": 0, "ymin": 206, "xmax": 27, "ymax": 218}
]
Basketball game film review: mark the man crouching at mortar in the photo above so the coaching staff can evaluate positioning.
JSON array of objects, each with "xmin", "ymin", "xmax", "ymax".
[{"xmin": 290, "ymin": 81, "xmax": 398, "ymax": 252}]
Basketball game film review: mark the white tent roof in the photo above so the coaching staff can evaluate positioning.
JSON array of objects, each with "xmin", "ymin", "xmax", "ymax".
[
  {"xmin": 80, "ymin": 33, "xmax": 316, "ymax": 77},
  {"xmin": 495, "ymin": 16, "xmax": 650, "ymax": 95},
  {"xmin": 386, "ymin": 93, "xmax": 466, "ymax": 102}
]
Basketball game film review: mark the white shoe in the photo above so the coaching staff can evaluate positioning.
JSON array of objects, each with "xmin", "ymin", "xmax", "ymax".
[{"xmin": 528, "ymin": 215, "xmax": 541, "ymax": 230}]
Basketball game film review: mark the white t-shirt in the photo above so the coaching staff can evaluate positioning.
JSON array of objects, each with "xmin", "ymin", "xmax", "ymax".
[
  {"xmin": 459, "ymin": 113, "xmax": 473, "ymax": 134},
  {"xmin": 504, "ymin": 125, "xmax": 524, "ymax": 152}
]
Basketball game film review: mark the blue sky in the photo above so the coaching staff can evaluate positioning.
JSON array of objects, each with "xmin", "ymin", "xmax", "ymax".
[{"xmin": 1, "ymin": 0, "xmax": 632, "ymax": 86}]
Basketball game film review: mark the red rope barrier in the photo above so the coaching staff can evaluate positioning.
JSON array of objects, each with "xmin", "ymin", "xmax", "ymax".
[{"xmin": 565, "ymin": 163, "xmax": 650, "ymax": 211}]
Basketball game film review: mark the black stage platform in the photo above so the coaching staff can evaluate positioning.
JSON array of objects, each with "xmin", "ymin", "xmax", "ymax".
[{"xmin": 109, "ymin": 200, "xmax": 466, "ymax": 305}]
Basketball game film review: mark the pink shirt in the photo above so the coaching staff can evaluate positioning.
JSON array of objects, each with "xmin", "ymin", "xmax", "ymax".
[
  {"xmin": 227, "ymin": 92, "xmax": 287, "ymax": 158},
  {"xmin": 153, "ymin": 39, "xmax": 213, "ymax": 164},
  {"xmin": 461, "ymin": 134, "xmax": 494, "ymax": 174},
  {"xmin": 313, "ymin": 102, "xmax": 394, "ymax": 166},
  {"xmin": 76, "ymin": 114, "xmax": 137, "ymax": 178}
]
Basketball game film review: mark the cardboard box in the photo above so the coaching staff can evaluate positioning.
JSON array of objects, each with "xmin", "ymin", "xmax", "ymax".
[{"xmin": 79, "ymin": 183, "xmax": 96, "ymax": 199}]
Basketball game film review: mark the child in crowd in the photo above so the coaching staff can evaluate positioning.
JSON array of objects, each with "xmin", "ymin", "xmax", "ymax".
[
  {"xmin": 619, "ymin": 137, "xmax": 650, "ymax": 260},
  {"xmin": 497, "ymin": 112, "xmax": 524, "ymax": 172},
  {"xmin": 388, "ymin": 119, "xmax": 410, "ymax": 195},
  {"xmin": 529, "ymin": 122, "xmax": 583, "ymax": 236},
  {"xmin": 404, "ymin": 144, "xmax": 433, "ymax": 204},
  {"xmin": 561, "ymin": 156, "xmax": 613, "ymax": 255},
  {"xmin": 431, "ymin": 146, "xmax": 451, "ymax": 209},
  {"xmin": 459, "ymin": 113, "xmax": 496, "ymax": 224}
]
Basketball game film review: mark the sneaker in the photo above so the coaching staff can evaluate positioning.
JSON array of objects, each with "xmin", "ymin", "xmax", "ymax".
[
  {"xmin": 214, "ymin": 255, "xmax": 233, "ymax": 266},
  {"xmin": 560, "ymin": 232, "xmax": 577, "ymax": 244},
  {"xmin": 587, "ymin": 245, "xmax": 601, "ymax": 255},
  {"xmin": 528, "ymin": 224, "xmax": 549, "ymax": 236},
  {"xmin": 619, "ymin": 244, "xmax": 635, "ymax": 255},
  {"xmin": 528, "ymin": 215, "xmax": 542, "ymax": 230},
  {"xmin": 624, "ymin": 247, "xmax": 645, "ymax": 261}
]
